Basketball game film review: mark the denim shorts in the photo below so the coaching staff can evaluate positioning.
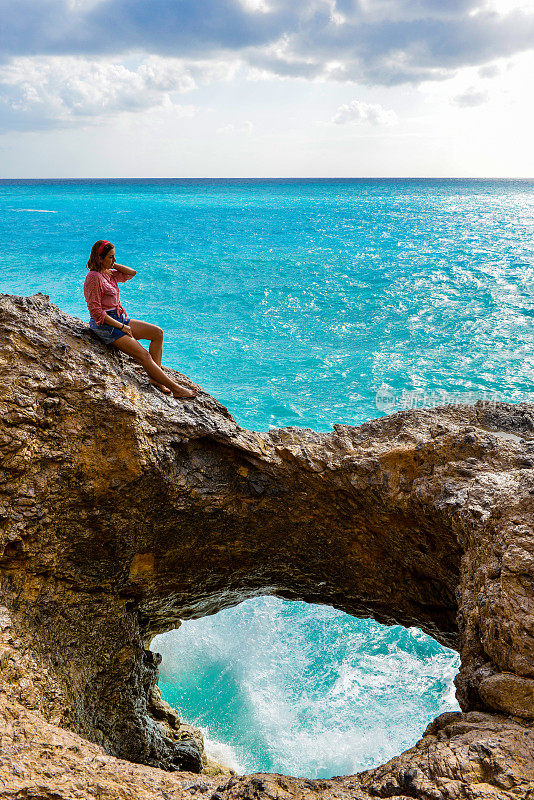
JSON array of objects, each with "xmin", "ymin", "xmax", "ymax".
[{"xmin": 89, "ymin": 309, "xmax": 131, "ymax": 345}]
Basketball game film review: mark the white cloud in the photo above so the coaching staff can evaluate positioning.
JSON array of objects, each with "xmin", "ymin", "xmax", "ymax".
[
  {"xmin": 478, "ymin": 63, "xmax": 501, "ymax": 78},
  {"xmin": 333, "ymin": 100, "xmax": 398, "ymax": 125},
  {"xmin": 452, "ymin": 87, "xmax": 488, "ymax": 107},
  {"xmin": 4, "ymin": 0, "xmax": 534, "ymax": 90},
  {"xmin": 238, "ymin": 0, "xmax": 271, "ymax": 12},
  {"xmin": 217, "ymin": 120, "xmax": 254, "ymax": 134},
  {"xmin": 188, "ymin": 58, "xmax": 242, "ymax": 86},
  {"xmin": 486, "ymin": 0, "xmax": 534, "ymax": 13},
  {"xmin": 65, "ymin": 0, "xmax": 106, "ymax": 9},
  {"xmin": 0, "ymin": 56, "xmax": 197, "ymax": 127}
]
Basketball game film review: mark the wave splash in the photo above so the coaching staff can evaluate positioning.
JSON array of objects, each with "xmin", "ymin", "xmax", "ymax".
[{"xmin": 153, "ymin": 597, "xmax": 460, "ymax": 778}]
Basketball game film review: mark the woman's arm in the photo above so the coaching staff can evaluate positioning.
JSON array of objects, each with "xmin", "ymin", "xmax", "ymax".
[
  {"xmin": 112, "ymin": 263, "xmax": 137, "ymax": 279},
  {"xmin": 84, "ymin": 273, "xmax": 107, "ymax": 324},
  {"xmin": 102, "ymin": 312, "xmax": 128, "ymax": 329}
]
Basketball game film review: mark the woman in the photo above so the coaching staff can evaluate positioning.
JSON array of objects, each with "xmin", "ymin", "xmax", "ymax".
[{"xmin": 83, "ymin": 240, "xmax": 197, "ymax": 399}]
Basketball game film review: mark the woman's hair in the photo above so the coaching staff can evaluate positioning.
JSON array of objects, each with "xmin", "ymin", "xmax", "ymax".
[{"xmin": 87, "ymin": 240, "xmax": 114, "ymax": 271}]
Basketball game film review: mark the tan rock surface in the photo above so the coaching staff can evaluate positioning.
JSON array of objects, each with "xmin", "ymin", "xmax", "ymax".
[
  {"xmin": 1, "ymin": 292, "xmax": 534, "ymax": 797},
  {"xmin": 480, "ymin": 674, "xmax": 534, "ymax": 721},
  {"xmin": 0, "ymin": 695, "xmax": 532, "ymax": 799}
]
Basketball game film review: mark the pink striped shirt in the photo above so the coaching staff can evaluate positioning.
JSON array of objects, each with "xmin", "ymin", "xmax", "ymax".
[{"xmin": 83, "ymin": 268, "xmax": 131, "ymax": 324}]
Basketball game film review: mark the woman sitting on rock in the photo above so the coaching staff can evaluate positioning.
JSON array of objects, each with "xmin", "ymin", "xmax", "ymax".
[{"xmin": 83, "ymin": 240, "xmax": 197, "ymax": 399}]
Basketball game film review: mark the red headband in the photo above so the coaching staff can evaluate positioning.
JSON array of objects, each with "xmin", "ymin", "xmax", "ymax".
[{"xmin": 98, "ymin": 240, "xmax": 111, "ymax": 255}]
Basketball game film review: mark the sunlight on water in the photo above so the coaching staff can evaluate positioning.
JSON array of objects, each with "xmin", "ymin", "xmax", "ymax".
[
  {"xmin": 153, "ymin": 598, "xmax": 460, "ymax": 778},
  {"xmin": 2, "ymin": 179, "xmax": 534, "ymax": 431}
]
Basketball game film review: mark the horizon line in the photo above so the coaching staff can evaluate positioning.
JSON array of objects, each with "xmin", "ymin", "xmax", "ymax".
[{"xmin": 1, "ymin": 176, "xmax": 533, "ymax": 181}]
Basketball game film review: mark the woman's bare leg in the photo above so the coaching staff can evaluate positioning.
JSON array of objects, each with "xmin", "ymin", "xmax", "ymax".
[
  {"xmin": 128, "ymin": 319, "xmax": 169, "ymax": 392},
  {"xmin": 111, "ymin": 335, "xmax": 197, "ymax": 398},
  {"xmin": 128, "ymin": 319, "xmax": 164, "ymax": 366}
]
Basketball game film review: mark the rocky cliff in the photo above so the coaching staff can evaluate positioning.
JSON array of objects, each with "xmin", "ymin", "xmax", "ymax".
[{"xmin": 1, "ymin": 291, "xmax": 533, "ymax": 799}]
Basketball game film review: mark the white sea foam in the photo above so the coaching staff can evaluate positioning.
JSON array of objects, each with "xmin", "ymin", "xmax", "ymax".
[
  {"xmin": 200, "ymin": 727, "xmax": 246, "ymax": 774},
  {"xmin": 153, "ymin": 597, "xmax": 460, "ymax": 778},
  {"xmin": 14, "ymin": 208, "xmax": 58, "ymax": 213}
]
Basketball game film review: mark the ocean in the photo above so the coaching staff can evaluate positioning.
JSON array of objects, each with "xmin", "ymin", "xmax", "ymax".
[{"xmin": 2, "ymin": 178, "xmax": 533, "ymax": 777}]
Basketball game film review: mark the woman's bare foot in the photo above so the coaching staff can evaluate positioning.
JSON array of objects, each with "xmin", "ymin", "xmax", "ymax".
[
  {"xmin": 149, "ymin": 380, "xmax": 172, "ymax": 395},
  {"xmin": 172, "ymin": 385, "xmax": 198, "ymax": 399}
]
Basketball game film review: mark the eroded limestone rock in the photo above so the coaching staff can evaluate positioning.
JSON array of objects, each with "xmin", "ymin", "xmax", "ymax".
[
  {"xmin": 480, "ymin": 674, "xmax": 534, "ymax": 721},
  {"xmin": 1, "ymin": 292, "xmax": 534, "ymax": 798}
]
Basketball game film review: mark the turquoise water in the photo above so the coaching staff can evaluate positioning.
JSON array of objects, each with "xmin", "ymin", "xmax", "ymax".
[
  {"xmin": 2, "ymin": 178, "xmax": 533, "ymax": 776},
  {"xmin": 156, "ymin": 599, "xmax": 459, "ymax": 777},
  {"xmin": 3, "ymin": 179, "xmax": 534, "ymax": 429}
]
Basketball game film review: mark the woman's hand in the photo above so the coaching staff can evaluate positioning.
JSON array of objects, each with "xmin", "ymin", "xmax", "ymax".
[{"xmin": 121, "ymin": 324, "xmax": 134, "ymax": 338}]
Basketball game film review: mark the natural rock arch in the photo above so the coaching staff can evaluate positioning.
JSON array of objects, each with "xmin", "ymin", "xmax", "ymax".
[{"xmin": 1, "ymin": 292, "xmax": 533, "ymax": 797}]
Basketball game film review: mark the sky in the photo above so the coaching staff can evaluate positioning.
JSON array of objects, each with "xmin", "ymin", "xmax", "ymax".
[{"xmin": 0, "ymin": 0, "xmax": 533, "ymax": 177}]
